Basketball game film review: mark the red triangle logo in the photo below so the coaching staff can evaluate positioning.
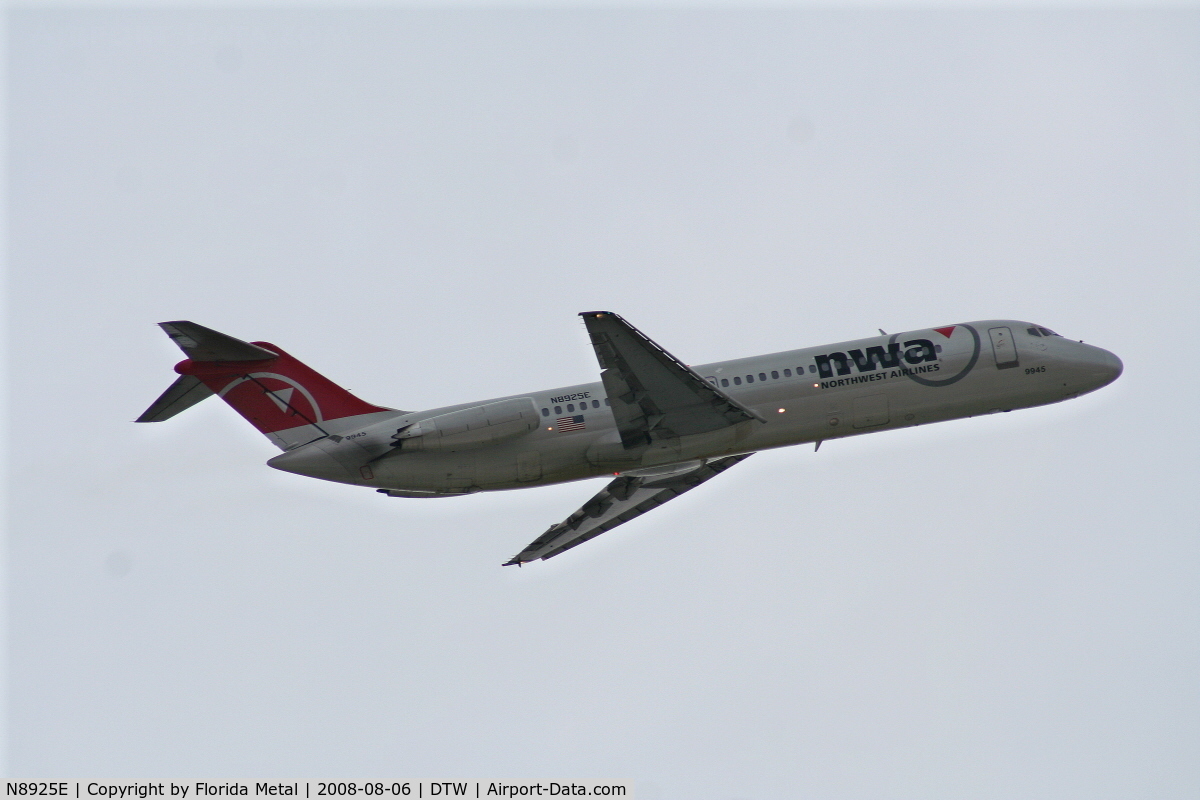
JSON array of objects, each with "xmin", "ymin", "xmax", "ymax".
[{"xmin": 933, "ymin": 326, "xmax": 956, "ymax": 338}]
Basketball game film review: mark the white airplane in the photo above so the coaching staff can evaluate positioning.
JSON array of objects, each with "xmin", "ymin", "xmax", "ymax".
[{"xmin": 138, "ymin": 313, "xmax": 1121, "ymax": 565}]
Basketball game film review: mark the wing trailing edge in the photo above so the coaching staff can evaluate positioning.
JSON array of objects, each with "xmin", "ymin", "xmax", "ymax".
[{"xmin": 503, "ymin": 454, "xmax": 751, "ymax": 565}]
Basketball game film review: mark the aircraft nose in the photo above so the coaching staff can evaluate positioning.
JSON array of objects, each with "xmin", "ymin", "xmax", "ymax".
[
  {"xmin": 1074, "ymin": 344, "xmax": 1123, "ymax": 391},
  {"xmin": 1100, "ymin": 348, "xmax": 1123, "ymax": 384}
]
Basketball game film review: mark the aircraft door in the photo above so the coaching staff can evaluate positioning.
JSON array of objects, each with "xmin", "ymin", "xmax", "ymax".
[{"xmin": 988, "ymin": 326, "xmax": 1019, "ymax": 369}]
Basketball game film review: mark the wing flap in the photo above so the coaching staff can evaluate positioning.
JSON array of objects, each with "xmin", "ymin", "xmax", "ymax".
[
  {"xmin": 503, "ymin": 454, "xmax": 751, "ymax": 565},
  {"xmin": 581, "ymin": 311, "xmax": 763, "ymax": 448}
]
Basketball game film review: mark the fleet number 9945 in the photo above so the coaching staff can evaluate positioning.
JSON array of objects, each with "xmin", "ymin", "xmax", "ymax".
[{"xmin": 1025, "ymin": 366, "xmax": 1046, "ymax": 375}]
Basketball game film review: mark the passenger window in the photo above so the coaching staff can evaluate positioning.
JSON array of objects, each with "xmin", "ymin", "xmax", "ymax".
[
  {"xmin": 733, "ymin": 376, "xmax": 742, "ymax": 385},
  {"xmin": 554, "ymin": 406, "xmax": 562, "ymax": 415},
  {"xmin": 604, "ymin": 398, "xmax": 610, "ymax": 406},
  {"xmin": 567, "ymin": 404, "xmax": 574, "ymax": 412},
  {"xmin": 541, "ymin": 408, "xmax": 549, "ymax": 417},
  {"xmin": 771, "ymin": 371, "xmax": 779, "ymax": 379},
  {"xmin": 592, "ymin": 400, "xmax": 599, "ymax": 408},
  {"xmin": 721, "ymin": 378, "xmax": 729, "ymax": 387},
  {"xmin": 808, "ymin": 365, "xmax": 816, "ymax": 374},
  {"xmin": 935, "ymin": 345, "xmax": 942, "ymax": 353},
  {"xmin": 746, "ymin": 375, "xmax": 754, "ymax": 384},
  {"xmin": 784, "ymin": 369, "xmax": 792, "ymax": 377},
  {"xmin": 759, "ymin": 373, "xmax": 766, "ymax": 381}
]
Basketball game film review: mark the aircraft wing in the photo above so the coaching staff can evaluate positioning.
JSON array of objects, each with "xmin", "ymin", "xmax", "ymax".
[
  {"xmin": 503, "ymin": 454, "xmax": 751, "ymax": 565},
  {"xmin": 581, "ymin": 311, "xmax": 764, "ymax": 449}
]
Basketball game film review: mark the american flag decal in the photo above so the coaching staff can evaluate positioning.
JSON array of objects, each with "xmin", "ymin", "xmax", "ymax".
[{"xmin": 556, "ymin": 415, "xmax": 586, "ymax": 432}]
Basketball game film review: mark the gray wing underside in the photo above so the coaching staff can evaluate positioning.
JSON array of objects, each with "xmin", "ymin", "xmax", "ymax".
[
  {"xmin": 135, "ymin": 375, "xmax": 215, "ymax": 422},
  {"xmin": 581, "ymin": 311, "xmax": 764, "ymax": 449},
  {"xmin": 503, "ymin": 454, "xmax": 751, "ymax": 565}
]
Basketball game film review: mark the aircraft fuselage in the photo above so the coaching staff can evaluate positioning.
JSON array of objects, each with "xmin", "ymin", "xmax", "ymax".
[{"xmin": 266, "ymin": 320, "xmax": 1122, "ymax": 495}]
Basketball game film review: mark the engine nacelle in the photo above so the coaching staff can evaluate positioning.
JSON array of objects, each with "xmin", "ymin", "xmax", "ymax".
[{"xmin": 394, "ymin": 397, "xmax": 540, "ymax": 452}]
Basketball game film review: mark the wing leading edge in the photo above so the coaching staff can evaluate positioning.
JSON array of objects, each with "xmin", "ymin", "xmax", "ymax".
[{"xmin": 503, "ymin": 454, "xmax": 751, "ymax": 565}]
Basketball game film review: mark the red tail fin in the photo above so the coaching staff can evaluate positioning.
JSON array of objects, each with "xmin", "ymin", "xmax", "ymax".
[
  {"xmin": 138, "ymin": 321, "xmax": 397, "ymax": 450},
  {"xmin": 176, "ymin": 343, "xmax": 388, "ymax": 437}
]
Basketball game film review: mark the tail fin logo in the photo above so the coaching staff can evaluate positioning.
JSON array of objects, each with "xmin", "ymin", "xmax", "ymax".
[
  {"xmin": 218, "ymin": 373, "xmax": 326, "ymax": 425},
  {"xmin": 151, "ymin": 328, "xmax": 390, "ymax": 442}
]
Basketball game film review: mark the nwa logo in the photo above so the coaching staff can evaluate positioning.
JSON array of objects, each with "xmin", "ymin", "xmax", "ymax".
[{"xmin": 815, "ymin": 339, "xmax": 937, "ymax": 379}]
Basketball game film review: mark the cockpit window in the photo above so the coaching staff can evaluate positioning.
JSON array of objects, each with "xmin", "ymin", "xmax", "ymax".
[
  {"xmin": 1026, "ymin": 327, "xmax": 1043, "ymax": 337},
  {"xmin": 1038, "ymin": 327, "xmax": 1059, "ymax": 337}
]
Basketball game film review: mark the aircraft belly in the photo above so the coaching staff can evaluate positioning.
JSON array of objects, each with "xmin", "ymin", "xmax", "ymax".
[
  {"xmin": 373, "ymin": 435, "xmax": 595, "ymax": 492},
  {"xmin": 641, "ymin": 425, "xmax": 747, "ymax": 466},
  {"xmin": 372, "ymin": 451, "xmax": 477, "ymax": 491}
]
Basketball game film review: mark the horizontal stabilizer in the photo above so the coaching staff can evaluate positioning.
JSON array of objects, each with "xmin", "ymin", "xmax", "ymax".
[
  {"xmin": 504, "ymin": 453, "xmax": 751, "ymax": 565},
  {"xmin": 135, "ymin": 375, "xmax": 215, "ymax": 422},
  {"xmin": 159, "ymin": 320, "xmax": 278, "ymax": 362}
]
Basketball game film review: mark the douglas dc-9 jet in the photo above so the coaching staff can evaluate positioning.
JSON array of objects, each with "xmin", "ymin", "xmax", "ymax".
[{"xmin": 138, "ymin": 313, "xmax": 1121, "ymax": 565}]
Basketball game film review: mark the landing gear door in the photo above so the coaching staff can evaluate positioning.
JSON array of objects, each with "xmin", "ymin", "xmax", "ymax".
[
  {"xmin": 852, "ymin": 394, "xmax": 889, "ymax": 429},
  {"xmin": 988, "ymin": 326, "xmax": 1019, "ymax": 369}
]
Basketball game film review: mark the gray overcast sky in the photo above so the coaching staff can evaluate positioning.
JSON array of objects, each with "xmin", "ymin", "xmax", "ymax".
[{"xmin": 7, "ymin": 6, "xmax": 1198, "ymax": 798}]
